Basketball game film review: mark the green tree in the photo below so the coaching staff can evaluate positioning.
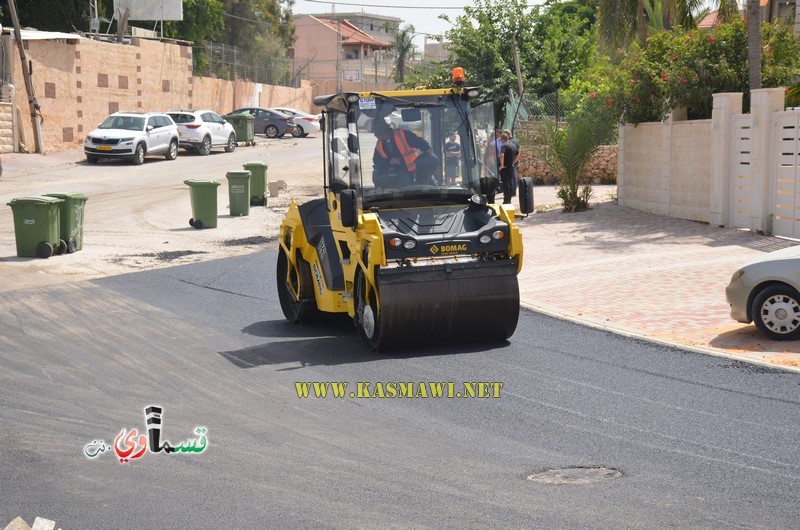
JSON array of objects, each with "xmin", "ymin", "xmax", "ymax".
[
  {"xmin": 531, "ymin": 100, "xmax": 615, "ymax": 212},
  {"xmin": 599, "ymin": 21, "xmax": 800, "ymax": 125},
  {"xmin": 440, "ymin": 0, "xmax": 596, "ymax": 122},
  {"xmin": 6, "ymin": 0, "xmax": 90, "ymax": 32},
  {"xmin": 597, "ymin": 0, "xmax": 738, "ymax": 49},
  {"xmin": 390, "ymin": 25, "xmax": 417, "ymax": 83},
  {"xmin": 163, "ymin": 0, "xmax": 225, "ymax": 43}
]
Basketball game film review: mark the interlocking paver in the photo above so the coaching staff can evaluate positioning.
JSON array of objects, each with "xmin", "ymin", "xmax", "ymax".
[{"xmin": 517, "ymin": 192, "xmax": 800, "ymax": 372}]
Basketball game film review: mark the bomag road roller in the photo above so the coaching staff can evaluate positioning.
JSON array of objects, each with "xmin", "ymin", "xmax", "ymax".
[{"xmin": 276, "ymin": 69, "xmax": 534, "ymax": 350}]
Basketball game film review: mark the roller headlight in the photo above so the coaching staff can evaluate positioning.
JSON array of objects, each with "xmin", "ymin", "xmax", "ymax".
[
  {"xmin": 492, "ymin": 230, "xmax": 505, "ymax": 240},
  {"xmin": 403, "ymin": 240, "xmax": 417, "ymax": 250},
  {"xmin": 389, "ymin": 237, "xmax": 402, "ymax": 248},
  {"xmin": 479, "ymin": 234, "xmax": 491, "ymax": 244}
]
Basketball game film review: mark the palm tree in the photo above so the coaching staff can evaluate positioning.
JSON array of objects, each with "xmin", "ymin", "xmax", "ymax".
[
  {"xmin": 598, "ymin": 0, "xmax": 739, "ymax": 48},
  {"xmin": 746, "ymin": 0, "xmax": 761, "ymax": 90},
  {"xmin": 598, "ymin": 0, "xmax": 647, "ymax": 48},
  {"xmin": 390, "ymin": 25, "xmax": 417, "ymax": 83},
  {"xmin": 531, "ymin": 104, "xmax": 615, "ymax": 212}
]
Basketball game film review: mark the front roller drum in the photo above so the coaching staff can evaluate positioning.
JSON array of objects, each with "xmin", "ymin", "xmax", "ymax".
[{"xmin": 357, "ymin": 260, "xmax": 520, "ymax": 350}]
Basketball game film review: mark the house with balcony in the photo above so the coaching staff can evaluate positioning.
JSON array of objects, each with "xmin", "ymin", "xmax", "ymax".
[{"xmin": 291, "ymin": 14, "xmax": 393, "ymax": 84}]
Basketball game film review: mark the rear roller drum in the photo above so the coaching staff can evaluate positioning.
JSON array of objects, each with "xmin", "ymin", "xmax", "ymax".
[{"xmin": 277, "ymin": 248, "xmax": 318, "ymax": 323}]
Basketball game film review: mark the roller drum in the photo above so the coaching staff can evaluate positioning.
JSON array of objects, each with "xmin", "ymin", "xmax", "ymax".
[{"xmin": 372, "ymin": 260, "xmax": 519, "ymax": 349}]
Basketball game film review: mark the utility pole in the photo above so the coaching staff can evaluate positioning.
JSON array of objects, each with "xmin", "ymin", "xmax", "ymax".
[
  {"xmin": 336, "ymin": 18, "xmax": 342, "ymax": 92},
  {"xmin": 510, "ymin": 36, "xmax": 525, "ymax": 131},
  {"xmin": 7, "ymin": 0, "xmax": 44, "ymax": 153}
]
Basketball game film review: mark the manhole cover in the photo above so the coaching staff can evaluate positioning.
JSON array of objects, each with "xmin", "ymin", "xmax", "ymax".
[{"xmin": 527, "ymin": 466, "xmax": 623, "ymax": 485}]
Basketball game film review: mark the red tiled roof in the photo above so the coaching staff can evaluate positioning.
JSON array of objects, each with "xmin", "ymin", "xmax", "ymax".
[
  {"xmin": 698, "ymin": 10, "xmax": 720, "ymax": 28},
  {"xmin": 315, "ymin": 17, "xmax": 390, "ymax": 48}
]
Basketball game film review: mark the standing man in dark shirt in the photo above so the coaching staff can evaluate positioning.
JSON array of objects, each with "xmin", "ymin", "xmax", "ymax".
[
  {"xmin": 503, "ymin": 128, "xmax": 521, "ymax": 197},
  {"xmin": 498, "ymin": 132, "xmax": 517, "ymax": 204},
  {"xmin": 444, "ymin": 131, "xmax": 460, "ymax": 185}
]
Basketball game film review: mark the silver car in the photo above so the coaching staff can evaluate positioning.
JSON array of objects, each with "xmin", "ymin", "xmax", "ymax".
[
  {"xmin": 229, "ymin": 107, "xmax": 296, "ymax": 139},
  {"xmin": 84, "ymin": 111, "xmax": 179, "ymax": 165},
  {"xmin": 726, "ymin": 245, "xmax": 800, "ymax": 340}
]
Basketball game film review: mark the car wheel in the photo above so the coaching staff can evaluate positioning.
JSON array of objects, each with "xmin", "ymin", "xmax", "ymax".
[
  {"xmin": 132, "ymin": 144, "xmax": 145, "ymax": 165},
  {"xmin": 292, "ymin": 126, "xmax": 304, "ymax": 138},
  {"xmin": 751, "ymin": 284, "xmax": 800, "ymax": 341},
  {"xmin": 200, "ymin": 136, "xmax": 211, "ymax": 156},
  {"xmin": 265, "ymin": 125, "xmax": 279, "ymax": 139},
  {"xmin": 86, "ymin": 154, "xmax": 99, "ymax": 164},
  {"xmin": 165, "ymin": 139, "xmax": 178, "ymax": 160},
  {"xmin": 225, "ymin": 133, "xmax": 237, "ymax": 153}
]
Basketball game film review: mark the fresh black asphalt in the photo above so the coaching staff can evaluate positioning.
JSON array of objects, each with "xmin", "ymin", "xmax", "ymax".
[{"xmin": 1, "ymin": 250, "xmax": 799, "ymax": 528}]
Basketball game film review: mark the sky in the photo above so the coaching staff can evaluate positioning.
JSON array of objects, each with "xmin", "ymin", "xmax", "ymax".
[{"xmin": 291, "ymin": 0, "xmax": 480, "ymax": 49}]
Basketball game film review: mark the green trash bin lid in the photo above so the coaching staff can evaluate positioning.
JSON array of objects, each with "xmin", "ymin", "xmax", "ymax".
[
  {"xmin": 226, "ymin": 171, "xmax": 251, "ymax": 179},
  {"xmin": 184, "ymin": 179, "xmax": 220, "ymax": 186},
  {"xmin": 44, "ymin": 192, "xmax": 89, "ymax": 201},
  {"xmin": 7, "ymin": 196, "xmax": 64, "ymax": 207},
  {"xmin": 243, "ymin": 161, "xmax": 268, "ymax": 169}
]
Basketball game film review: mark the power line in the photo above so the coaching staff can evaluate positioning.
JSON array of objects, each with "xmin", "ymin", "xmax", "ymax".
[
  {"xmin": 302, "ymin": 0, "xmax": 465, "ymax": 9},
  {"xmin": 223, "ymin": 11, "xmax": 292, "ymax": 26}
]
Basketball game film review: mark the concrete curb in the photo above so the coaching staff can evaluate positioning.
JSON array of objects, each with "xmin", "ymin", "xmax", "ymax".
[{"xmin": 521, "ymin": 301, "xmax": 800, "ymax": 375}]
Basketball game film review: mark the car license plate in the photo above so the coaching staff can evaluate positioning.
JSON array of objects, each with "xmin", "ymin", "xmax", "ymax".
[{"xmin": 98, "ymin": 145, "xmax": 112, "ymax": 151}]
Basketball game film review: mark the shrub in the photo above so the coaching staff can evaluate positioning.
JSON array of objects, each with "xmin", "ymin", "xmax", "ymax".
[{"xmin": 586, "ymin": 21, "xmax": 800, "ymax": 125}]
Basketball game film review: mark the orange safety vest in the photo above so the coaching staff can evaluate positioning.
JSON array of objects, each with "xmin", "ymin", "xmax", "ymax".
[{"xmin": 376, "ymin": 129, "xmax": 419, "ymax": 172}]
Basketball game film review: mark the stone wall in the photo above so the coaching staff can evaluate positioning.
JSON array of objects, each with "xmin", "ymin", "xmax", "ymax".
[
  {"xmin": 516, "ymin": 144, "xmax": 617, "ymax": 185},
  {"xmin": 0, "ymin": 103, "xmax": 13, "ymax": 154},
  {"xmin": 5, "ymin": 35, "xmax": 314, "ymax": 152}
]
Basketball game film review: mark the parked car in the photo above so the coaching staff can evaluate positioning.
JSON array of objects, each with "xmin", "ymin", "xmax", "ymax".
[
  {"xmin": 84, "ymin": 111, "xmax": 179, "ymax": 165},
  {"xmin": 271, "ymin": 107, "xmax": 321, "ymax": 137},
  {"xmin": 726, "ymin": 245, "xmax": 800, "ymax": 340},
  {"xmin": 229, "ymin": 107, "xmax": 296, "ymax": 139},
  {"xmin": 167, "ymin": 109, "xmax": 237, "ymax": 155}
]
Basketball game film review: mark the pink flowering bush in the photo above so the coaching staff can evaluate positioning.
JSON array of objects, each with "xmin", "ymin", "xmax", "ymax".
[{"xmin": 590, "ymin": 21, "xmax": 800, "ymax": 125}]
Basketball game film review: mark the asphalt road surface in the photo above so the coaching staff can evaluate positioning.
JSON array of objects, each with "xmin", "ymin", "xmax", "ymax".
[{"xmin": 1, "ymin": 250, "xmax": 799, "ymax": 529}]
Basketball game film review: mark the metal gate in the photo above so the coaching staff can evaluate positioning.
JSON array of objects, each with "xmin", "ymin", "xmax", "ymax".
[
  {"xmin": 729, "ymin": 114, "xmax": 753, "ymax": 228},
  {"xmin": 771, "ymin": 110, "xmax": 800, "ymax": 238}
]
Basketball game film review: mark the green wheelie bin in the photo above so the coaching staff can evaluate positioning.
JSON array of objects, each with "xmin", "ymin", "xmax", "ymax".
[
  {"xmin": 184, "ymin": 179, "xmax": 220, "ymax": 229},
  {"xmin": 242, "ymin": 161, "xmax": 268, "ymax": 206},
  {"xmin": 226, "ymin": 171, "xmax": 251, "ymax": 217},
  {"xmin": 7, "ymin": 196, "xmax": 65, "ymax": 258},
  {"xmin": 44, "ymin": 192, "xmax": 88, "ymax": 252},
  {"xmin": 225, "ymin": 114, "xmax": 255, "ymax": 146}
]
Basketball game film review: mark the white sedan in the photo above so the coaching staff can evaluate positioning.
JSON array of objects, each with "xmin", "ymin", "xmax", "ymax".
[
  {"xmin": 726, "ymin": 245, "xmax": 800, "ymax": 340},
  {"xmin": 271, "ymin": 107, "xmax": 321, "ymax": 137}
]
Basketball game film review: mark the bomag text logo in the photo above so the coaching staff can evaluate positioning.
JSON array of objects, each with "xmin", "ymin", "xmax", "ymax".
[{"xmin": 429, "ymin": 243, "xmax": 467, "ymax": 255}]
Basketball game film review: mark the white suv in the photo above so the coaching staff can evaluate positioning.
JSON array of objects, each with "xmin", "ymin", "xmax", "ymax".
[
  {"xmin": 167, "ymin": 110, "xmax": 237, "ymax": 155},
  {"xmin": 84, "ymin": 111, "xmax": 179, "ymax": 165}
]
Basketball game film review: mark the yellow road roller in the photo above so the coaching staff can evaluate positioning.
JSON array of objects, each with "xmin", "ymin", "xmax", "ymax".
[{"xmin": 277, "ymin": 73, "xmax": 534, "ymax": 350}]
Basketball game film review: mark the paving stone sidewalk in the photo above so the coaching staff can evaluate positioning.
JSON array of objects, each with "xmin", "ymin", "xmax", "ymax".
[{"xmin": 516, "ymin": 192, "xmax": 800, "ymax": 373}]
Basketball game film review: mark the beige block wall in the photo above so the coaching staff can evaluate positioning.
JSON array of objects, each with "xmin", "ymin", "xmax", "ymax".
[
  {"xmin": 669, "ymin": 120, "xmax": 712, "ymax": 222},
  {"xmin": 619, "ymin": 122, "xmax": 669, "ymax": 216},
  {"xmin": 0, "ymin": 103, "xmax": 13, "ymax": 153},
  {"xmin": 619, "ymin": 119, "xmax": 712, "ymax": 223},
  {"xmin": 8, "ymin": 36, "xmax": 314, "ymax": 151}
]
